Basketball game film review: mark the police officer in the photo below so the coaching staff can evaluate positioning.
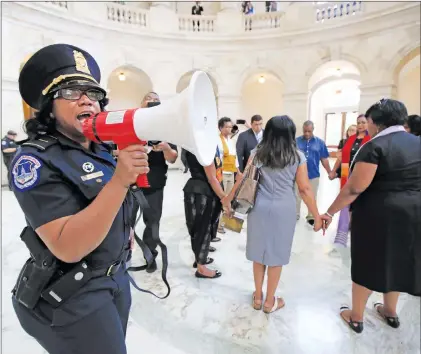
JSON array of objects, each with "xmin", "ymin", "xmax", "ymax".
[
  {"xmin": 10, "ymin": 44, "xmax": 149, "ymax": 354},
  {"xmin": 130, "ymin": 92, "xmax": 178, "ymax": 273},
  {"xmin": 1, "ymin": 130, "xmax": 18, "ymax": 189}
]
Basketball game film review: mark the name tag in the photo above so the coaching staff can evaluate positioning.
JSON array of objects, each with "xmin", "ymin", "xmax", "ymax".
[{"xmin": 81, "ymin": 171, "xmax": 104, "ymax": 181}]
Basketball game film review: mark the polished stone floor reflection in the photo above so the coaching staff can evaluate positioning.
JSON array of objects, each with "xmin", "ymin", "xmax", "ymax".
[{"xmin": 2, "ymin": 168, "xmax": 420, "ymax": 354}]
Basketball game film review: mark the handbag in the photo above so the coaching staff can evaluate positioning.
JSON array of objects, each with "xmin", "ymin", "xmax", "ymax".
[{"xmin": 232, "ymin": 153, "xmax": 260, "ymax": 214}]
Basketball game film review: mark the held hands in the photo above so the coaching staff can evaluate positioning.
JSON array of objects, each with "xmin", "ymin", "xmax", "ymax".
[
  {"xmin": 113, "ymin": 145, "xmax": 149, "ymax": 188},
  {"xmin": 320, "ymin": 213, "xmax": 333, "ymax": 230},
  {"xmin": 152, "ymin": 142, "xmax": 171, "ymax": 152}
]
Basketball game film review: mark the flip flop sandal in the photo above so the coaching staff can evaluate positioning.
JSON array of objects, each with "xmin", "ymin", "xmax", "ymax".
[
  {"xmin": 340, "ymin": 305, "xmax": 364, "ymax": 333},
  {"xmin": 374, "ymin": 303, "xmax": 400, "ymax": 328},
  {"xmin": 263, "ymin": 297, "xmax": 285, "ymax": 314},
  {"xmin": 252, "ymin": 292, "xmax": 264, "ymax": 310},
  {"xmin": 193, "ymin": 257, "xmax": 214, "ymax": 268}
]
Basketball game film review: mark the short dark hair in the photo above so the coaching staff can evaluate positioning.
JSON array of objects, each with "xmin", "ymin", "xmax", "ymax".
[
  {"xmin": 255, "ymin": 115, "xmax": 301, "ymax": 169},
  {"xmin": 407, "ymin": 114, "xmax": 421, "ymax": 136},
  {"xmin": 218, "ymin": 117, "xmax": 232, "ymax": 130},
  {"xmin": 365, "ymin": 98, "xmax": 408, "ymax": 128},
  {"xmin": 251, "ymin": 115, "xmax": 262, "ymax": 124},
  {"xmin": 303, "ymin": 120, "xmax": 314, "ymax": 129}
]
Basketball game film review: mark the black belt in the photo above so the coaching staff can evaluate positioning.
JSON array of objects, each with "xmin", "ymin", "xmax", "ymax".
[{"xmin": 91, "ymin": 249, "xmax": 130, "ymax": 278}]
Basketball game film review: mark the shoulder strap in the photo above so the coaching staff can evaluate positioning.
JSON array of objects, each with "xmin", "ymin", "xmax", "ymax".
[{"xmin": 21, "ymin": 135, "xmax": 58, "ymax": 151}]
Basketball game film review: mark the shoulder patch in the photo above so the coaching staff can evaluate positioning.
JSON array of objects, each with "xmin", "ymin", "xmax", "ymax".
[{"xmin": 12, "ymin": 154, "xmax": 43, "ymax": 191}]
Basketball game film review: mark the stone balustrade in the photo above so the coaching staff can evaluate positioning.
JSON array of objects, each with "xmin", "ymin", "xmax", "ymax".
[
  {"xmin": 316, "ymin": 1, "xmax": 363, "ymax": 23},
  {"xmin": 243, "ymin": 12, "xmax": 283, "ymax": 31},
  {"xmin": 178, "ymin": 15, "xmax": 216, "ymax": 33},
  {"xmin": 106, "ymin": 2, "xmax": 148, "ymax": 28}
]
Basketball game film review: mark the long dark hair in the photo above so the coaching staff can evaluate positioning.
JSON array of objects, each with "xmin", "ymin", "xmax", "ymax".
[
  {"xmin": 23, "ymin": 96, "xmax": 109, "ymax": 139},
  {"xmin": 255, "ymin": 115, "xmax": 300, "ymax": 169}
]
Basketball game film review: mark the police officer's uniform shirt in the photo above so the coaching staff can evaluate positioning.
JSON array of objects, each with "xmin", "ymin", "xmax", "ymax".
[
  {"xmin": 10, "ymin": 132, "xmax": 133, "ymax": 326},
  {"xmin": 144, "ymin": 143, "xmax": 177, "ymax": 190}
]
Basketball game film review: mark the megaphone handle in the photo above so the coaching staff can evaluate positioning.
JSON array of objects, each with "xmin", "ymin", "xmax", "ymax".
[
  {"xmin": 117, "ymin": 141, "xmax": 150, "ymax": 188},
  {"xmin": 136, "ymin": 173, "xmax": 150, "ymax": 188}
]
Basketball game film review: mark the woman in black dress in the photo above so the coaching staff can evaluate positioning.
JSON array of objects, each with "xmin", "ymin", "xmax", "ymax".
[
  {"xmin": 322, "ymin": 99, "xmax": 421, "ymax": 333},
  {"xmin": 183, "ymin": 146, "xmax": 231, "ymax": 279}
]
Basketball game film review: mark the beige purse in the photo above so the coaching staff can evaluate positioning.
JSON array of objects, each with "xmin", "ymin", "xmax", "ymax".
[{"xmin": 232, "ymin": 154, "xmax": 260, "ymax": 214}]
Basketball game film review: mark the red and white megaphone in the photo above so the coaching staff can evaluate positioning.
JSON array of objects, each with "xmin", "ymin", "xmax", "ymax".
[{"xmin": 82, "ymin": 71, "xmax": 218, "ymax": 189}]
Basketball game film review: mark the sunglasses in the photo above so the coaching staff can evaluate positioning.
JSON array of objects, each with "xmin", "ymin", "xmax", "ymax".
[{"xmin": 53, "ymin": 88, "xmax": 105, "ymax": 102}]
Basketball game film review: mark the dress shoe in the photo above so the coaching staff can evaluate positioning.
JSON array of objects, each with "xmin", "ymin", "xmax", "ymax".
[
  {"xmin": 209, "ymin": 246, "xmax": 216, "ymax": 252},
  {"xmin": 195, "ymin": 270, "xmax": 222, "ymax": 279},
  {"xmin": 211, "ymin": 237, "xmax": 221, "ymax": 243},
  {"xmin": 193, "ymin": 257, "xmax": 214, "ymax": 268}
]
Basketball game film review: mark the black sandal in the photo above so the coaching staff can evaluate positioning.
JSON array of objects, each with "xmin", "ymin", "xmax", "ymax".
[
  {"xmin": 193, "ymin": 258, "xmax": 214, "ymax": 268},
  {"xmin": 374, "ymin": 302, "xmax": 400, "ymax": 328},
  {"xmin": 340, "ymin": 306, "xmax": 364, "ymax": 333},
  {"xmin": 195, "ymin": 270, "xmax": 222, "ymax": 279}
]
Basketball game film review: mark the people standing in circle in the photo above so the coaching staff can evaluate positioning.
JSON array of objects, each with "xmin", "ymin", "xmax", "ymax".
[
  {"xmin": 330, "ymin": 115, "xmax": 371, "ymax": 251},
  {"xmin": 296, "ymin": 121, "xmax": 332, "ymax": 225},
  {"xmin": 1, "ymin": 130, "xmax": 18, "ymax": 190},
  {"xmin": 216, "ymin": 117, "xmax": 241, "ymax": 235},
  {"xmin": 10, "ymin": 43, "xmax": 149, "ymax": 353},
  {"xmin": 183, "ymin": 146, "xmax": 231, "ymax": 279},
  {"xmin": 322, "ymin": 98, "xmax": 421, "ymax": 333},
  {"xmin": 226, "ymin": 116, "xmax": 323, "ymax": 313},
  {"xmin": 331, "ymin": 124, "xmax": 357, "ymax": 179},
  {"xmin": 130, "ymin": 91, "xmax": 178, "ymax": 274},
  {"xmin": 236, "ymin": 114, "xmax": 263, "ymax": 173}
]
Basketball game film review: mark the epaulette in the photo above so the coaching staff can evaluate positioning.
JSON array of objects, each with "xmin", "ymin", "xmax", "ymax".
[{"xmin": 21, "ymin": 134, "xmax": 58, "ymax": 151}]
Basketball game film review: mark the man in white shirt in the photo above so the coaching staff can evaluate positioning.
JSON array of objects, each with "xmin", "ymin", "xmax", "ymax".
[{"xmin": 216, "ymin": 117, "xmax": 241, "ymax": 234}]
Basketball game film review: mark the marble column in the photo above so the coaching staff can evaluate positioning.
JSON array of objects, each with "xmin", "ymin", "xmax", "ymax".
[
  {"xmin": 282, "ymin": 91, "xmax": 310, "ymax": 134},
  {"xmin": 359, "ymin": 83, "xmax": 397, "ymax": 113}
]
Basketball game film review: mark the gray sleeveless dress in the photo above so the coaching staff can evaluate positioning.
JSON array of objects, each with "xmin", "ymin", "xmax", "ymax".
[{"xmin": 246, "ymin": 150, "xmax": 306, "ymax": 266}]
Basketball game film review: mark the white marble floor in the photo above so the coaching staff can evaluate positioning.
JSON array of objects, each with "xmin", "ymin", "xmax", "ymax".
[{"xmin": 1, "ymin": 168, "xmax": 420, "ymax": 354}]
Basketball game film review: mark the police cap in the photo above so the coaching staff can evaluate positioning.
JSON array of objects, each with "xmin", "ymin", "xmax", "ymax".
[{"xmin": 19, "ymin": 44, "xmax": 104, "ymax": 110}]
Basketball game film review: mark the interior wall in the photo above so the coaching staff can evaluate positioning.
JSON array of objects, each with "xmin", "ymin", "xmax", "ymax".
[
  {"xmin": 240, "ymin": 74, "xmax": 283, "ymax": 124},
  {"xmin": 397, "ymin": 60, "xmax": 420, "ymax": 115}
]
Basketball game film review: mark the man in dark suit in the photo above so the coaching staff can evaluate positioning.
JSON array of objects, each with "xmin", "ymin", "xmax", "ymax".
[{"xmin": 236, "ymin": 115, "xmax": 263, "ymax": 172}]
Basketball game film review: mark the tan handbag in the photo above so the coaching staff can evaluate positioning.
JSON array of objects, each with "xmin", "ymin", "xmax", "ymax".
[{"xmin": 232, "ymin": 154, "xmax": 260, "ymax": 214}]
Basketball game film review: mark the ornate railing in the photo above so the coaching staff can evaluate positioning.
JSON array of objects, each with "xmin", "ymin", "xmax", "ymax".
[
  {"xmin": 106, "ymin": 2, "xmax": 148, "ymax": 28},
  {"xmin": 45, "ymin": 1, "xmax": 68, "ymax": 10},
  {"xmin": 178, "ymin": 15, "xmax": 216, "ymax": 33},
  {"xmin": 316, "ymin": 1, "xmax": 363, "ymax": 23},
  {"xmin": 244, "ymin": 12, "xmax": 283, "ymax": 31}
]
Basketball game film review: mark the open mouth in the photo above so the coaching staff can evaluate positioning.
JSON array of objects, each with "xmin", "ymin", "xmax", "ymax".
[{"xmin": 77, "ymin": 112, "xmax": 93, "ymax": 121}]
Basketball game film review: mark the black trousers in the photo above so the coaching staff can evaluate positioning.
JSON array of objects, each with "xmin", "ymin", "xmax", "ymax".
[
  {"xmin": 3, "ymin": 155, "xmax": 12, "ymax": 189},
  {"xmin": 181, "ymin": 149, "xmax": 189, "ymax": 171},
  {"xmin": 131, "ymin": 188, "xmax": 164, "ymax": 258},
  {"xmin": 184, "ymin": 193, "xmax": 221, "ymax": 264},
  {"xmin": 12, "ymin": 278, "xmax": 131, "ymax": 354}
]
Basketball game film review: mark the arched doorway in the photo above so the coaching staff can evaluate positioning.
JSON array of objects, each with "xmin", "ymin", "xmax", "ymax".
[
  {"xmin": 394, "ymin": 47, "xmax": 420, "ymax": 115},
  {"xmin": 107, "ymin": 65, "xmax": 153, "ymax": 110},
  {"xmin": 308, "ymin": 60, "xmax": 361, "ymax": 148},
  {"xmin": 240, "ymin": 70, "xmax": 283, "ymax": 125},
  {"xmin": 176, "ymin": 70, "xmax": 218, "ymax": 106}
]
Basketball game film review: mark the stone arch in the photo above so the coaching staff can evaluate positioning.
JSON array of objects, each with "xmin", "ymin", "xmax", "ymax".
[
  {"xmin": 240, "ymin": 66, "xmax": 284, "ymax": 124},
  {"xmin": 392, "ymin": 46, "xmax": 420, "ymax": 114},
  {"xmin": 239, "ymin": 65, "xmax": 284, "ymax": 89},
  {"xmin": 106, "ymin": 64, "xmax": 153, "ymax": 110},
  {"xmin": 175, "ymin": 69, "xmax": 219, "ymax": 96}
]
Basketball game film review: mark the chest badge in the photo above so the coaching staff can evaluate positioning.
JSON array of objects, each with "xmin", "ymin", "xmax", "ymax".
[{"xmin": 82, "ymin": 162, "xmax": 95, "ymax": 173}]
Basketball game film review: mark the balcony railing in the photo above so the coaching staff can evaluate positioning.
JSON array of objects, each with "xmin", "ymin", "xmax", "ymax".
[
  {"xmin": 106, "ymin": 2, "xmax": 148, "ymax": 28},
  {"xmin": 316, "ymin": 1, "xmax": 363, "ymax": 23},
  {"xmin": 244, "ymin": 12, "xmax": 283, "ymax": 31},
  {"xmin": 178, "ymin": 15, "xmax": 216, "ymax": 32}
]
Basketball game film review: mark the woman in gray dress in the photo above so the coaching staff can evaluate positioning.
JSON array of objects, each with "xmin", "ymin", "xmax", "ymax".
[{"xmin": 228, "ymin": 116, "xmax": 323, "ymax": 313}]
